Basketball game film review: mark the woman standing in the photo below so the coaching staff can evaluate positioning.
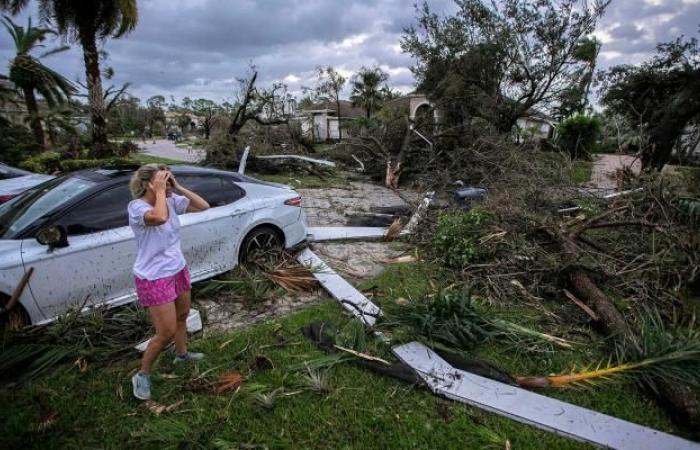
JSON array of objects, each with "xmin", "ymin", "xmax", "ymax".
[{"xmin": 128, "ymin": 164, "xmax": 210, "ymax": 400}]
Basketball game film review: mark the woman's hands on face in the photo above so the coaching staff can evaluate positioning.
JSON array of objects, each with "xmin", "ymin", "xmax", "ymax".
[
  {"xmin": 169, "ymin": 172, "xmax": 183, "ymax": 192},
  {"xmin": 148, "ymin": 170, "xmax": 171, "ymax": 194}
]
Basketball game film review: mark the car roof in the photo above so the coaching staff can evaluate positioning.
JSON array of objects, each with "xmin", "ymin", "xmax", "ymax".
[{"xmin": 72, "ymin": 164, "xmax": 236, "ymax": 182}]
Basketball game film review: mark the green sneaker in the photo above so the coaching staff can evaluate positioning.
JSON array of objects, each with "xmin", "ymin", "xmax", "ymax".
[
  {"xmin": 132, "ymin": 371, "xmax": 151, "ymax": 400},
  {"xmin": 173, "ymin": 351, "xmax": 204, "ymax": 364}
]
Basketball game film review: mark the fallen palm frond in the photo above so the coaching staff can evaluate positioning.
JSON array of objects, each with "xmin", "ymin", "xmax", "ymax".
[
  {"xmin": 516, "ymin": 316, "xmax": 700, "ymax": 389},
  {"xmin": 383, "ymin": 292, "xmax": 572, "ymax": 352},
  {"xmin": 214, "ymin": 371, "xmax": 244, "ymax": 394},
  {"xmin": 263, "ymin": 266, "xmax": 317, "ymax": 293},
  {"xmin": 143, "ymin": 399, "xmax": 185, "ymax": 416},
  {"xmin": 1, "ymin": 304, "xmax": 152, "ymax": 383}
]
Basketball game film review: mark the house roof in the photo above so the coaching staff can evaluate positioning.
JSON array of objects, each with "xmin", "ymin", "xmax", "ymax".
[{"xmin": 299, "ymin": 99, "xmax": 365, "ymax": 118}]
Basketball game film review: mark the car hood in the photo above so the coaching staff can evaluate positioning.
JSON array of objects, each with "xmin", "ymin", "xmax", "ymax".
[{"xmin": 0, "ymin": 174, "xmax": 54, "ymax": 195}]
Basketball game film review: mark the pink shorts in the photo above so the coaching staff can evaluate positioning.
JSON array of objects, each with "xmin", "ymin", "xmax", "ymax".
[{"xmin": 134, "ymin": 266, "xmax": 191, "ymax": 308}]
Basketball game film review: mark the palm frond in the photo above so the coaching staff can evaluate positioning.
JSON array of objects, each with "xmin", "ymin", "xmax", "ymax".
[{"xmin": 516, "ymin": 313, "xmax": 700, "ymax": 389}]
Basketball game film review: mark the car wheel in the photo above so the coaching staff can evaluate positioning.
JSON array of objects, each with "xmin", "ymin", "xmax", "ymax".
[
  {"xmin": 0, "ymin": 294, "xmax": 30, "ymax": 336},
  {"xmin": 239, "ymin": 227, "xmax": 283, "ymax": 266}
]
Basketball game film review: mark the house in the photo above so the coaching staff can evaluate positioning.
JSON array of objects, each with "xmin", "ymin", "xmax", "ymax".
[
  {"xmin": 296, "ymin": 100, "xmax": 365, "ymax": 142},
  {"xmin": 386, "ymin": 92, "xmax": 556, "ymax": 141}
]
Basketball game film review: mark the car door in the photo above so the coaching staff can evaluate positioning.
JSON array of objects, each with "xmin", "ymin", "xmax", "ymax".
[
  {"xmin": 176, "ymin": 175, "xmax": 249, "ymax": 280},
  {"xmin": 21, "ymin": 183, "xmax": 136, "ymax": 319}
]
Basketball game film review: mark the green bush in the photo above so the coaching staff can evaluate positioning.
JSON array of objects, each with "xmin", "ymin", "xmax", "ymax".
[
  {"xmin": 433, "ymin": 208, "xmax": 488, "ymax": 268},
  {"xmin": 0, "ymin": 122, "xmax": 42, "ymax": 166},
  {"xmin": 556, "ymin": 115, "xmax": 602, "ymax": 159},
  {"xmin": 19, "ymin": 151, "xmax": 62, "ymax": 174},
  {"xmin": 60, "ymin": 158, "xmax": 132, "ymax": 172}
]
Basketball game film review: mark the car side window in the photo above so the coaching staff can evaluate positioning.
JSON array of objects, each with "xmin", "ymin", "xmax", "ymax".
[
  {"xmin": 177, "ymin": 175, "xmax": 244, "ymax": 207},
  {"xmin": 55, "ymin": 184, "xmax": 132, "ymax": 235}
]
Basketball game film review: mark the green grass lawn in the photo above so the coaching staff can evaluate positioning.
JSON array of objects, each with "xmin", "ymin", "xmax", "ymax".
[
  {"xmin": 129, "ymin": 153, "xmax": 190, "ymax": 166},
  {"xmin": 1, "ymin": 259, "xmax": 687, "ymax": 450},
  {"xmin": 570, "ymin": 160, "xmax": 593, "ymax": 184}
]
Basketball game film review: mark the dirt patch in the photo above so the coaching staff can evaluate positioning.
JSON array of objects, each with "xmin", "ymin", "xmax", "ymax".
[
  {"xmin": 311, "ymin": 241, "xmax": 409, "ymax": 280},
  {"xmin": 299, "ymin": 181, "xmax": 421, "ymax": 226}
]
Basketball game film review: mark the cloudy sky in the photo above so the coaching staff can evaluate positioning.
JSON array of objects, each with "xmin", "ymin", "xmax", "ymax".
[{"xmin": 1, "ymin": 0, "xmax": 698, "ymax": 105}]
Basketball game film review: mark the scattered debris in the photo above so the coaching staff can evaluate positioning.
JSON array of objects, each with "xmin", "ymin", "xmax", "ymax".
[
  {"xmin": 393, "ymin": 342, "xmax": 699, "ymax": 450},
  {"xmin": 249, "ymin": 354, "xmax": 275, "ymax": 372},
  {"xmin": 401, "ymin": 191, "xmax": 435, "ymax": 236},
  {"xmin": 385, "ymin": 218, "xmax": 403, "ymax": 241},
  {"xmin": 215, "ymin": 371, "xmax": 244, "ymax": 394},
  {"xmin": 237, "ymin": 145, "xmax": 251, "ymax": 174},
  {"xmin": 255, "ymin": 154, "xmax": 336, "ymax": 167},
  {"xmin": 300, "ymin": 368, "xmax": 332, "ymax": 394},
  {"xmin": 143, "ymin": 399, "xmax": 185, "ymax": 416},
  {"xmin": 453, "ymin": 186, "xmax": 487, "ymax": 209},
  {"xmin": 307, "ymin": 226, "xmax": 388, "ymax": 242},
  {"xmin": 1, "ymin": 266, "xmax": 34, "ymax": 317},
  {"xmin": 297, "ymin": 249, "xmax": 381, "ymax": 326},
  {"xmin": 253, "ymin": 387, "xmax": 284, "ymax": 410}
]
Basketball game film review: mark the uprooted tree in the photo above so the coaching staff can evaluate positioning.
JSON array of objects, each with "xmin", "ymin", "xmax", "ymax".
[
  {"xmin": 599, "ymin": 31, "xmax": 700, "ymax": 171},
  {"xmin": 205, "ymin": 70, "xmax": 314, "ymax": 170},
  {"xmin": 401, "ymin": 0, "xmax": 609, "ymax": 138}
]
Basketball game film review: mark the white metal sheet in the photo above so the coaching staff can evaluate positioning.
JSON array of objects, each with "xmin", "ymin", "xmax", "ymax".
[
  {"xmin": 392, "ymin": 342, "xmax": 699, "ymax": 450},
  {"xmin": 307, "ymin": 226, "xmax": 388, "ymax": 242},
  {"xmin": 297, "ymin": 248, "xmax": 381, "ymax": 326}
]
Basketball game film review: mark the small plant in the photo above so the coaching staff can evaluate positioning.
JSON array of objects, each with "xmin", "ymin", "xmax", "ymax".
[
  {"xmin": 300, "ymin": 368, "xmax": 332, "ymax": 395},
  {"xmin": 433, "ymin": 209, "xmax": 488, "ymax": 268},
  {"xmin": 253, "ymin": 387, "xmax": 284, "ymax": 410},
  {"xmin": 384, "ymin": 292, "xmax": 571, "ymax": 352}
]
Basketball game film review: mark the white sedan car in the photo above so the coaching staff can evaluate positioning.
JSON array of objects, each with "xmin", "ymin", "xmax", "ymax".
[
  {"xmin": 0, "ymin": 165, "xmax": 307, "ymax": 329},
  {"xmin": 0, "ymin": 163, "xmax": 54, "ymax": 204}
]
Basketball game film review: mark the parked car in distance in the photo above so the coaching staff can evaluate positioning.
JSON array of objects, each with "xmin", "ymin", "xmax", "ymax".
[
  {"xmin": 0, "ymin": 165, "xmax": 307, "ymax": 330},
  {"xmin": 167, "ymin": 132, "xmax": 182, "ymax": 141},
  {"xmin": 0, "ymin": 163, "xmax": 54, "ymax": 204}
]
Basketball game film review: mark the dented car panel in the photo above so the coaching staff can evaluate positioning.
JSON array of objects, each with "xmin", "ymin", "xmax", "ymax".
[{"xmin": 0, "ymin": 166, "xmax": 307, "ymax": 326}]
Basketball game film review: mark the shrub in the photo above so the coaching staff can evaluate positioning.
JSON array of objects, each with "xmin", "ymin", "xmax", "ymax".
[
  {"xmin": 19, "ymin": 151, "xmax": 62, "ymax": 174},
  {"xmin": 432, "ymin": 208, "xmax": 488, "ymax": 268},
  {"xmin": 60, "ymin": 158, "xmax": 132, "ymax": 172},
  {"xmin": 556, "ymin": 115, "xmax": 602, "ymax": 159},
  {"xmin": 0, "ymin": 122, "xmax": 42, "ymax": 166}
]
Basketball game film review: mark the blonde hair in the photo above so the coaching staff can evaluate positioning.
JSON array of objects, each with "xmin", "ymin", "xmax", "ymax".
[{"xmin": 129, "ymin": 164, "xmax": 169, "ymax": 199}]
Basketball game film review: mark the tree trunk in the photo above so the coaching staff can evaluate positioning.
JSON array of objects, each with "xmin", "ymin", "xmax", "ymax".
[
  {"xmin": 336, "ymin": 99, "xmax": 342, "ymax": 141},
  {"xmin": 641, "ymin": 79, "xmax": 700, "ymax": 171},
  {"xmin": 560, "ymin": 232, "xmax": 700, "ymax": 429},
  {"xmin": 22, "ymin": 87, "xmax": 45, "ymax": 149},
  {"xmin": 80, "ymin": 30, "xmax": 109, "ymax": 157}
]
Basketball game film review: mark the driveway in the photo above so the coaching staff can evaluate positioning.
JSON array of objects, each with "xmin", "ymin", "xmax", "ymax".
[
  {"xmin": 137, "ymin": 139, "xmax": 205, "ymax": 163},
  {"xmin": 588, "ymin": 154, "xmax": 677, "ymax": 190}
]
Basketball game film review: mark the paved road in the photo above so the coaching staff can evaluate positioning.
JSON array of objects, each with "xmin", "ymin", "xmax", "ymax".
[{"xmin": 137, "ymin": 139, "xmax": 205, "ymax": 163}]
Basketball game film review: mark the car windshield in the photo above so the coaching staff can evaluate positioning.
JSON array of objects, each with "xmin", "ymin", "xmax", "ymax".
[{"xmin": 0, "ymin": 176, "xmax": 96, "ymax": 239}]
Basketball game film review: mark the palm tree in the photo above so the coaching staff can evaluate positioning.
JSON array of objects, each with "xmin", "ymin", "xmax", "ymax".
[
  {"xmin": 3, "ymin": 16, "xmax": 74, "ymax": 148},
  {"xmin": 350, "ymin": 67, "xmax": 389, "ymax": 119},
  {"xmin": 2, "ymin": 0, "xmax": 139, "ymax": 156}
]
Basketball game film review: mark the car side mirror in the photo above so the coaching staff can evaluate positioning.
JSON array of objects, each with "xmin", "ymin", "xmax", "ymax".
[{"xmin": 36, "ymin": 225, "xmax": 69, "ymax": 249}]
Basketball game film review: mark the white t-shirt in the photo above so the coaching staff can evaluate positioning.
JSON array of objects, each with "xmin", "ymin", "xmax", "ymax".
[{"xmin": 128, "ymin": 193, "xmax": 190, "ymax": 280}]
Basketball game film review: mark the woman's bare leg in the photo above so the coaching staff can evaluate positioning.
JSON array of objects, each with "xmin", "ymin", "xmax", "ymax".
[
  {"xmin": 174, "ymin": 290, "xmax": 191, "ymax": 355},
  {"xmin": 141, "ymin": 302, "xmax": 177, "ymax": 374}
]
